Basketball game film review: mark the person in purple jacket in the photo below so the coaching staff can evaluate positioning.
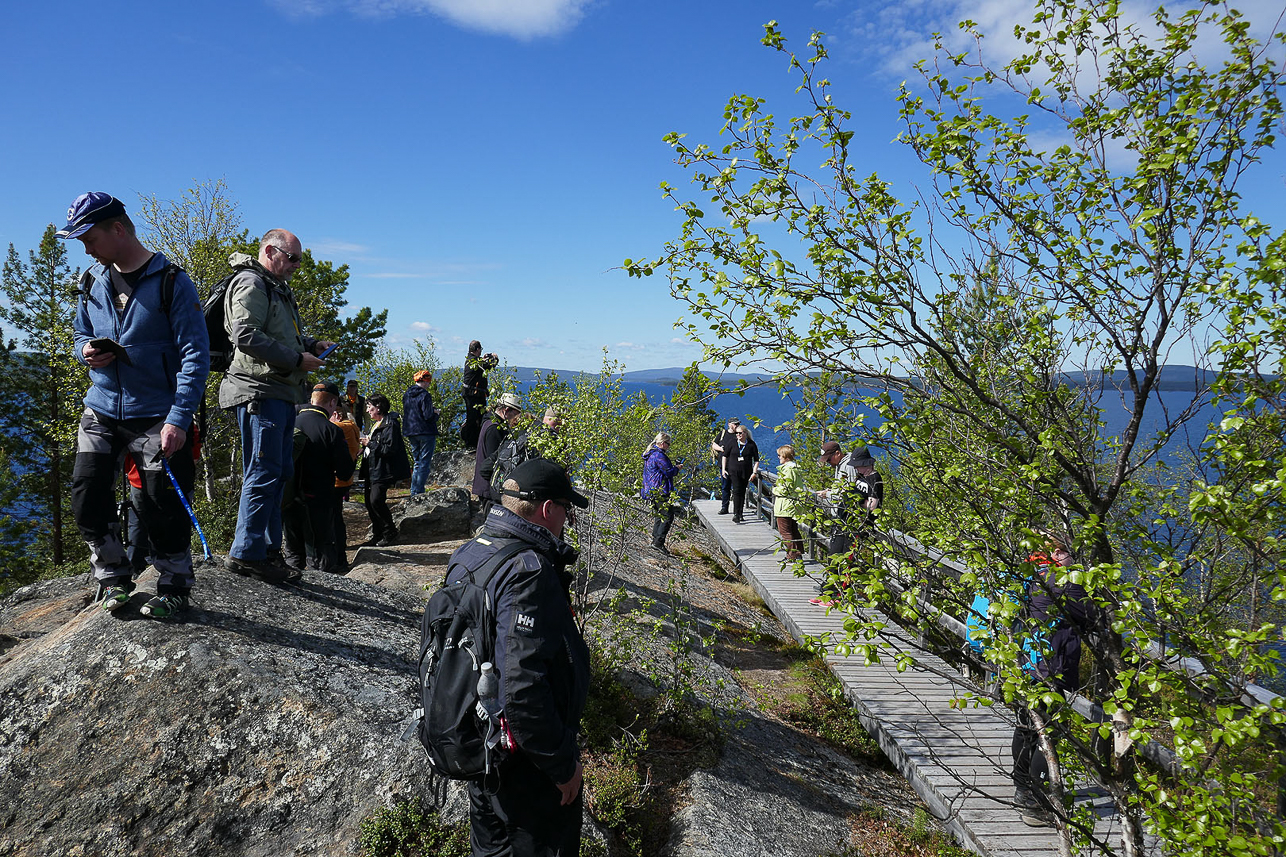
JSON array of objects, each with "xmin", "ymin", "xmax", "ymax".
[
  {"xmin": 59, "ymin": 192, "xmax": 209, "ymax": 620},
  {"xmin": 642, "ymin": 432, "xmax": 682, "ymax": 554}
]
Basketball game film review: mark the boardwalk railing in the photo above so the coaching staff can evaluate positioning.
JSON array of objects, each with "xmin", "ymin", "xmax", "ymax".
[{"xmin": 738, "ymin": 467, "xmax": 1285, "ymax": 813}]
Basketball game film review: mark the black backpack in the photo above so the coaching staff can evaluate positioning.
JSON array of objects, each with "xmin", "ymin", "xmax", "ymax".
[
  {"xmin": 415, "ymin": 537, "xmax": 529, "ymax": 780},
  {"xmin": 489, "ymin": 430, "xmax": 533, "ymax": 499},
  {"xmin": 202, "ymin": 268, "xmax": 273, "ymax": 374}
]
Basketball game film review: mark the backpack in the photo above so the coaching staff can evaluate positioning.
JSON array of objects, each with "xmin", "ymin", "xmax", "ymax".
[
  {"xmin": 78, "ymin": 263, "xmax": 182, "ymax": 315},
  {"xmin": 415, "ymin": 537, "xmax": 529, "ymax": 780},
  {"xmin": 200, "ymin": 271, "xmax": 241, "ymax": 374},
  {"xmin": 489, "ymin": 430, "xmax": 533, "ymax": 499}
]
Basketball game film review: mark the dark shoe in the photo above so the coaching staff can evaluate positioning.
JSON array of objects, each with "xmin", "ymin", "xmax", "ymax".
[
  {"xmin": 717, "ymin": 509, "xmax": 729, "ymax": 515},
  {"xmin": 224, "ymin": 554, "xmax": 291, "ymax": 583},
  {"xmin": 652, "ymin": 543, "xmax": 670, "ymax": 556},
  {"xmin": 375, "ymin": 536, "xmax": 395, "ymax": 548},
  {"xmin": 732, "ymin": 517, "xmax": 743, "ymax": 524},
  {"xmin": 1020, "ymin": 805, "xmax": 1054, "ymax": 827},
  {"xmin": 140, "ymin": 592, "xmax": 191, "ymax": 620},
  {"xmin": 94, "ymin": 578, "xmax": 134, "ymax": 611}
]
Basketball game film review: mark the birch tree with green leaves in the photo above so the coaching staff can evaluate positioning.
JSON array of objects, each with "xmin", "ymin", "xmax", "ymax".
[{"xmin": 630, "ymin": 2, "xmax": 1286, "ymax": 853}]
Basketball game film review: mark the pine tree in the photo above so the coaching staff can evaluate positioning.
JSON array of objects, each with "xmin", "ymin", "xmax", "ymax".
[{"xmin": 0, "ymin": 225, "xmax": 87, "ymax": 569}]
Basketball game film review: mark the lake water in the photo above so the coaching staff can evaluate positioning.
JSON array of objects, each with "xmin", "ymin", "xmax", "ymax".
[{"xmin": 607, "ymin": 380, "xmax": 1222, "ymax": 474}]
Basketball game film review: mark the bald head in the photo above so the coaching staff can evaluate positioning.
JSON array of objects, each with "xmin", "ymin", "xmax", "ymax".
[{"xmin": 259, "ymin": 229, "xmax": 302, "ymax": 280}]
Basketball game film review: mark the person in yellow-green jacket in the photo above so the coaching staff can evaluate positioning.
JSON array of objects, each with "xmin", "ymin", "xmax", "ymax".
[{"xmin": 772, "ymin": 444, "xmax": 806, "ymax": 561}]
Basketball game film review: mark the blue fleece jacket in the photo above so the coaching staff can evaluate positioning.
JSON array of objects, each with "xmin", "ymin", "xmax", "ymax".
[{"xmin": 72, "ymin": 253, "xmax": 210, "ymax": 427}]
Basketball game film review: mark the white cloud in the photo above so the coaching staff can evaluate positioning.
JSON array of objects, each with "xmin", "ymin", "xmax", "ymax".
[
  {"xmin": 520, "ymin": 337, "xmax": 550, "ymax": 348},
  {"xmin": 270, "ymin": 0, "xmax": 592, "ymax": 39},
  {"xmin": 410, "ymin": 321, "xmax": 438, "ymax": 332},
  {"xmin": 309, "ymin": 238, "xmax": 371, "ymax": 258},
  {"xmin": 843, "ymin": 0, "xmax": 1285, "ymax": 80}
]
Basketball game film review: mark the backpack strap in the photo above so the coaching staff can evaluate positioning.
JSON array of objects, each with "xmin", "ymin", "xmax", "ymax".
[
  {"xmin": 78, "ymin": 269, "xmax": 95, "ymax": 312},
  {"xmin": 467, "ymin": 537, "xmax": 533, "ymax": 593},
  {"xmin": 158, "ymin": 264, "xmax": 182, "ymax": 317}
]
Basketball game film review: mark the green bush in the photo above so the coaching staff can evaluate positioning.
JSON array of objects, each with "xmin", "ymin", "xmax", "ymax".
[{"xmin": 357, "ymin": 799, "xmax": 469, "ymax": 857}]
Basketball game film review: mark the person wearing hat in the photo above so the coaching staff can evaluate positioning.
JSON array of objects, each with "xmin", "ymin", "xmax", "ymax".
[
  {"xmin": 58, "ymin": 192, "xmax": 210, "ymax": 619},
  {"xmin": 282, "ymin": 382, "xmax": 355, "ymax": 574},
  {"xmin": 442, "ymin": 457, "xmax": 591, "ymax": 855},
  {"xmin": 402, "ymin": 369, "xmax": 439, "ymax": 496},
  {"xmin": 813, "ymin": 442, "xmax": 884, "ymax": 604},
  {"xmin": 472, "ymin": 391, "xmax": 523, "ymax": 508},
  {"xmin": 220, "ymin": 228, "xmax": 335, "ymax": 582},
  {"xmin": 710, "ymin": 418, "xmax": 741, "ymax": 514}
]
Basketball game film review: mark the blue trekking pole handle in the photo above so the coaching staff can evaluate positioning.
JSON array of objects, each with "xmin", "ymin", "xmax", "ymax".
[{"xmin": 163, "ymin": 457, "xmax": 213, "ymax": 560}]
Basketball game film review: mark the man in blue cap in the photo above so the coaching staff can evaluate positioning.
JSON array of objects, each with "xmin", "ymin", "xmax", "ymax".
[{"xmin": 57, "ymin": 192, "xmax": 210, "ymax": 619}]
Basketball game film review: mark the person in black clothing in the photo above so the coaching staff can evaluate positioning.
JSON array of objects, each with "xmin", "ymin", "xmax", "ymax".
[
  {"xmin": 722, "ymin": 423, "xmax": 760, "ymax": 523},
  {"xmin": 359, "ymin": 393, "xmax": 411, "ymax": 547},
  {"xmin": 460, "ymin": 340, "xmax": 498, "ymax": 447},
  {"xmin": 283, "ymin": 382, "xmax": 357, "ymax": 573},
  {"xmin": 710, "ymin": 418, "xmax": 740, "ymax": 515},
  {"xmin": 345, "ymin": 380, "xmax": 366, "ymax": 432},
  {"xmin": 1011, "ymin": 533, "xmax": 1093, "ymax": 828},
  {"xmin": 472, "ymin": 392, "xmax": 523, "ymax": 508},
  {"xmin": 444, "ymin": 458, "xmax": 591, "ymax": 856}
]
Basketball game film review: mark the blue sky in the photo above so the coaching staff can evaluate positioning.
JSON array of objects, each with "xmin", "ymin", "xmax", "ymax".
[{"xmin": 3, "ymin": 0, "xmax": 1285, "ymax": 373}]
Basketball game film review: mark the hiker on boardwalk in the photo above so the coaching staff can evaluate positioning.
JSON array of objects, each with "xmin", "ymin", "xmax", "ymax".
[
  {"xmin": 723, "ymin": 423, "xmax": 760, "ymax": 524},
  {"xmin": 472, "ymin": 392, "xmax": 523, "ymax": 510},
  {"xmin": 59, "ymin": 192, "xmax": 209, "ymax": 620},
  {"xmin": 772, "ymin": 445, "xmax": 806, "ymax": 561},
  {"xmin": 444, "ymin": 458, "xmax": 591, "ymax": 855},
  {"xmin": 403, "ymin": 369, "xmax": 439, "ymax": 496},
  {"xmin": 813, "ymin": 442, "xmax": 884, "ymax": 604},
  {"xmin": 359, "ymin": 394, "xmax": 411, "ymax": 547},
  {"xmin": 460, "ymin": 340, "xmax": 498, "ymax": 447},
  {"xmin": 282, "ymin": 382, "xmax": 355, "ymax": 574},
  {"xmin": 1011, "ymin": 532, "xmax": 1093, "ymax": 828},
  {"xmin": 642, "ymin": 432, "xmax": 682, "ymax": 554},
  {"xmin": 220, "ymin": 229, "xmax": 335, "ymax": 583},
  {"xmin": 710, "ymin": 418, "xmax": 740, "ymax": 515}
]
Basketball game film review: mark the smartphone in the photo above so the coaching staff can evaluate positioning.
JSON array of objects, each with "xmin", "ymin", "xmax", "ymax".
[{"xmin": 318, "ymin": 343, "xmax": 339, "ymax": 360}]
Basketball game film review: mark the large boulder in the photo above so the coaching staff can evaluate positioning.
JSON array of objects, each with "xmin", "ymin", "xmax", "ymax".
[
  {"xmin": 393, "ymin": 487, "xmax": 472, "ymax": 543},
  {"xmin": 0, "ymin": 568, "xmax": 455, "ymax": 857}
]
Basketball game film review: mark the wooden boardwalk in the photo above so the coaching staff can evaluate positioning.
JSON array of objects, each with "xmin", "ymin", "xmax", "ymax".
[{"xmin": 692, "ymin": 499, "xmax": 1125, "ymax": 857}]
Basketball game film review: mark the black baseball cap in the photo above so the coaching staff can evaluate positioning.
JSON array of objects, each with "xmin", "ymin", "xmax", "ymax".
[
  {"xmin": 503, "ymin": 458, "xmax": 589, "ymax": 508},
  {"xmin": 313, "ymin": 381, "xmax": 341, "ymax": 397},
  {"xmin": 56, "ymin": 192, "xmax": 127, "ymax": 240}
]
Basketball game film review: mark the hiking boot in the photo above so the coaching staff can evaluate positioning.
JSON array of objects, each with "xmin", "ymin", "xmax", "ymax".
[
  {"xmin": 1020, "ymin": 804, "xmax": 1054, "ymax": 827},
  {"xmin": 375, "ymin": 536, "xmax": 395, "ymax": 548},
  {"xmin": 224, "ymin": 554, "xmax": 291, "ymax": 583},
  {"xmin": 95, "ymin": 579, "xmax": 134, "ymax": 611},
  {"xmin": 652, "ymin": 543, "xmax": 670, "ymax": 556},
  {"xmin": 139, "ymin": 592, "xmax": 191, "ymax": 620}
]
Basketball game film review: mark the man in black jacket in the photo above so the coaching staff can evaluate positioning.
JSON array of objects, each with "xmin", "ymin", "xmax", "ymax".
[
  {"xmin": 710, "ymin": 418, "xmax": 740, "ymax": 514},
  {"xmin": 472, "ymin": 392, "xmax": 523, "ymax": 507},
  {"xmin": 460, "ymin": 340, "xmax": 498, "ymax": 447},
  {"xmin": 444, "ymin": 458, "xmax": 591, "ymax": 856},
  {"xmin": 403, "ymin": 369, "xmax": 439, "ymax": 496},
  {"xmin": 283, "ymin": 383, "xmax": 356, "ymax": 574}
]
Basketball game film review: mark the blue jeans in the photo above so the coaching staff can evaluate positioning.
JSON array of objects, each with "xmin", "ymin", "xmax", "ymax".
[
  {"xmin": 408, "ymin": 433, "xmax": 437, "ymax": 495},
  {"xmin": 231, "ymin": 398, "xmax": 296, "ymax": 561}
]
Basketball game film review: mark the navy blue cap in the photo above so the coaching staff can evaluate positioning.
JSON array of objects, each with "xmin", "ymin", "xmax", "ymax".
[{"xmin": 56, "ymin": 192, "xmax": 126, "ymax": 240}]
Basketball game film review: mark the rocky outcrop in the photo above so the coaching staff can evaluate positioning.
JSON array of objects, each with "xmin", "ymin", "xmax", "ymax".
[
  {"xmin": 0, "ymin": 567, "xmax": 458, "ymax": 857},
  {"xmin": 0, "ymin": 481, "xmax": 932, "ymax": 857},
  {"xmin": 392, "ymin": 487, "xmax": 473, "ymax": 543}
]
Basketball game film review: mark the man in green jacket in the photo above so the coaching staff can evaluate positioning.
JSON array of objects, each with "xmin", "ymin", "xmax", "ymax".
[{"xmin": 219, "ymin": 229, "xmax": 333, "ymax": 582}]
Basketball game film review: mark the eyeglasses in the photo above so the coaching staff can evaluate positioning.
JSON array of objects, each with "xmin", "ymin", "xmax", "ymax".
[{"xmin": 271, "ymin": 245, "xmax": 302, "ymax": 264}]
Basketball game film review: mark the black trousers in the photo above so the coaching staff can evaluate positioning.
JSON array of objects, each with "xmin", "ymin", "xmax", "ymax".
[
  {"xmin": 651, "ymin": 497, "xmax": 676, "ymax": 548},
  {"xmin": 467, "ymin": 753, "xmax": 582, "ymax": 857},
  {"xmin": 462, "ymin": 394, "xmax": 486, "ymax": 448},
  {"xmin": 729, "ymin": 473, "xmax": 751, "ymax": 520},
  {"xmin": 364, "ymin": 480, "xmax": 396, "ymax": 540},
  {"xmin": 283, "ymin": 490, "xmax": 341, "ymax": 572}
]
